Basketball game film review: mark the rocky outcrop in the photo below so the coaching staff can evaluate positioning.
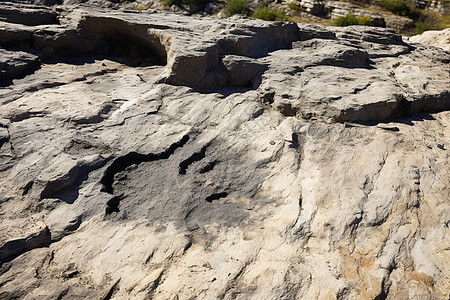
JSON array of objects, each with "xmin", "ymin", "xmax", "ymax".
[
  {"xmin": 326, "ymin": 1, "xmax": 415, "ymax": 32},
  {"xmin": 0, "ymin": 3, "xmax": 449, "ymax": 299},
  {"xmin": 410, "ymin": 27, "xmax": 450, "ymax": 52},
  {"xmin": 409, "ymin": 0, "xmax": 449, "ymax": 13},
  {"xmin": 298, "ymin": 0, "xmax": 330, "ymax": 16},
  {"xmin": 287, "ymin": 0, "xmax": 416, "ymax": 32}
]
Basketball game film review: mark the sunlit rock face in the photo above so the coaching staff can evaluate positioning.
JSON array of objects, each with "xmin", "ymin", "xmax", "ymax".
[
  {"xmin": 410, "ymin": 27, "xmax": 450, "ymax": 52},
  {"xmin": 0, "ymin": 2, "xmax": 449, "ymax": 299}
]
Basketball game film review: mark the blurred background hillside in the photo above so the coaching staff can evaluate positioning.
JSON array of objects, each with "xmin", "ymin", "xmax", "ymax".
[{"xmin": 11, "ymin": 0, "xmax": 450, "ymax": 35}]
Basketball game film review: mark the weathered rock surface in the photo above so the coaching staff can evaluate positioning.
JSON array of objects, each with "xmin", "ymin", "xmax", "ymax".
[
  {"xmin": 326, "ymin": 1, "xmax": 415, "ymax": 32},
  {"xmin": 296, "ymin": 0, "xmax": 412, "ymax": 32},
  {"xmin": 0, "ymin": 2, "xmax": 449, "ymax": 299},
  {"xmin": 410, "ymin": 27, "xmax": 450, "ymax": 52}
]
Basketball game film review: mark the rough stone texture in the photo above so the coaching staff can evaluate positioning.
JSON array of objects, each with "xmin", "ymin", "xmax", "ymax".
[
  {"xmin": 410, "ymin": 0, "xmax": 449, "ymax": 13},
  {"xmin": 298, "ymin": 0, "xmax": 330, "ymax": 16},
  {"xmin": 410, "ymin": 28, "xmax": 450, "ymax": 52},
  {"xmin": 326, "ymin": 1, "xmax": 415, "ymax": 32},
  {"xmin": 0, "ymin": 2, "xmax": 58, "ymax": 26},
  {"xmin": 282, "ymin": 0, "xmax": 415, "ymax": 33},
  {"xmin": 0, "ymin": 3, "xmax": 449, "ymax": 299}
]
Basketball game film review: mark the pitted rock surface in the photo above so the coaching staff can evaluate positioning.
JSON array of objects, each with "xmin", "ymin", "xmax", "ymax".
[{"xmin": 0, "ymin": 2, "xmax": 449, "ymax": 299}]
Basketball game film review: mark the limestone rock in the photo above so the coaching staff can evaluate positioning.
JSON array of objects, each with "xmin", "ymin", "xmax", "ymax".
[
  {"xmin": 410, "ymin": 27, "xmax": 450, "ymax": 52},
  {"xmin": 0, "ymin": 2, "xmax": 58, "ymax": 26},
  {"xmin": 295, "ymin": 0, "xmax": 415, "ymax": 32},
  {"xmin": 0, "ymin": 49, "xmax": 40, "ymax": 82},
  {"xmin": 0, "ymin": 3, "xmax": 449, "ymax": 300}
]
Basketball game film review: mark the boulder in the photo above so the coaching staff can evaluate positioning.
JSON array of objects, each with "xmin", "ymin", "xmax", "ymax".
[{"xmin": 410, "ymin": 27, "xmax": 450, "ymax": 52}]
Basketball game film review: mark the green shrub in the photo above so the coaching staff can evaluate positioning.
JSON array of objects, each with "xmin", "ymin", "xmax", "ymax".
[
  {"xmin": 358, "ymin": 15, "xmax": 373, "ymax": 25},
  {"xmin": 251, "ymin": 6, "xmax": 289, "ymax": 21},
  {"xmin": 287, "ymin": 2, "xmax": 304, "ymax": 12},
  {"xmin": 380, "ymin": 0, "xmax": 409, "ymax": 15},
  {"xmin": 379, "ymin": 0, "xmax": 421, "ymax": 20},
  {"xmin": 223, "ymin": 0, "xmax": 249, "ymax": 16},
  {"xmin": 414, "ymin": 21, "xmax": 431, "ymax": 34},
  {"xmin": 334, "ymin": 14, "xmax": 375, "ymax": 26},
  {"xmin": 413, "ymin": 11, "xmax": 442, "ymax": 34},
  {"xmin": 129, "ymin": 5, "xmax": 151, "ymax": 11},
  {"xmin": 334, "ymin": 14, "xmax": 359, "ymax": 26}
]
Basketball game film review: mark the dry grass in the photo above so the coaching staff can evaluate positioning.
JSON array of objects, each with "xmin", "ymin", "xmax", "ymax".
[{"xmin": 290, "ymin": 15, "xmax": 334, "ymax": 27}]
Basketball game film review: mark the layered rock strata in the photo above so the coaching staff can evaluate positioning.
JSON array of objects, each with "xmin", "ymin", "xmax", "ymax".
[
  {"xmin": 326, "ymin": 1, "xmax": 415, "ymax": 32},
  {"xmin": 0, "ymin": 3, "xmax": 449, "ymax": 299}
]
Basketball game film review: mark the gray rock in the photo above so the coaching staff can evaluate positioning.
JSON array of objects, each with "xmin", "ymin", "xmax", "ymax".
[
  {"xmin": 0, "ymin": 49, "xmax": 40, "ymax": 82},
  {"xmin": 0, "ymin": 222, "xmax": 50, "ymax": 263},
  {"xmin": 326, "ymin": 1, "xmax": 415, "ymax": 32},
  {"xmin": 0, "ymin": 2, "xmax": 58, "ymax": 26},
  {"xmin": 409, "ymin": 28, "xmax": 450, "ymax": 52},
  {"xmin": 0, "ymin": 4, "xmax": 449, "ymax": 300},
  {"xmin": 222, "ymin": 55, "xmax": 268, "ymax": 87}
]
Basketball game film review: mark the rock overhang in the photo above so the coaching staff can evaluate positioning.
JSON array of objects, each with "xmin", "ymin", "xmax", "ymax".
[{"xmin": 0, "ymin": 2, "xmax": 449, "ymax": 124}]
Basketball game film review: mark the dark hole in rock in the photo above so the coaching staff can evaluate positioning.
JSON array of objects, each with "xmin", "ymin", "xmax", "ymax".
[
  {"xmin": 205, "ymin": 192, "xmax": 229, "ymax": 203},
  {"xmin": 36, "ymin": 19, "xmax": 169, "ymax": 69},
  {"xmin": 0, "ymin": 134, "xmax": 9, "ymax": 149},
  {"xmin": 391, "ymin": 97, "xmax": 412, "ymax": 119},
  {"xmin": 199, "ymin": 160, "xmax": 217, "ymax": 174},
  {"xmin": 288, "ymin": 133, "xmax": 300, "ymax": 148},
  {"xmin": 179, "ymin": 144, "xmax": 209, "ymax": 175},
  {"xmin": 252, "ymin": 108, "xmax": 264, "ymax": 119},
  {"xmin": 99, "ymin": 34, "xmax": 166, "ymax": 67},
  {"xmin": 106, "ymin": 195, "xmax": 123, "ymax": 215},
  {"xmin": 277, "ymin": 102, "xmax": 297, "ymax": 117},
  {"xmin": 22, "ymin": 181, "xmax": 34, "ymax": 196},
  {"xmin": 101, "ymin": 135, "xmax": 190, "ymax": 194},
  {"xmin": 75, "ymin": 18, "xmax": 168, "ymax": 67},
  {"xmin": 261, "ymin": 92, "xmax": 275, "ymax": 104}
]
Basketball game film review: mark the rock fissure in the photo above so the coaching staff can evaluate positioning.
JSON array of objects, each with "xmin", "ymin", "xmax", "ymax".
[
  {"xmin": 179, "ymin": 143, "xmax": 210, "ymax": 175},
  {"xmin": 0, "ymin": 226, "xmax": 51, "ymax": 265},
  {"xmin": 0, "ymin": 130, "xmax": 9, "ymax": 149},
  {"xmin": 105, "ymin": 195, "xmax": 122, "ymax": 214},
  {"xmin": 102, "ymin": 279, "xmax": 121, "ymax": 300},
  {"xmin": 199, "ymin": 160, "xmax": 217, "ymax": 174},
  {"xmin": 205, "ymin": 192, "xmax": 229, "ymax": 203},
  {"xmin": 4, "ymin": 125, "xmax": 15, "ymax": 156},
  {"xmin": 100, "ymin": 134, "xmax": 190, "ymax": 194}
]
